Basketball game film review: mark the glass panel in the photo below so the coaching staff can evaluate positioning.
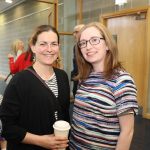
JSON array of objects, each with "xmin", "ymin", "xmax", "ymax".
[
  {"xmin": 0, "ymin": 1, "xmax": 51, "ymax": 76},
  {"xmin": 58, "ymin": 0, "xmax": 76, "ymax": 32},
  {"xmin": 60, "ymin": 35, "xmax": 74, "ymax": 80}
]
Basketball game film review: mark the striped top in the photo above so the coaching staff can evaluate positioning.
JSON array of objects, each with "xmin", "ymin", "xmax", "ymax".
[
  {"xmin": 44, "ymin": 73, "xmax": 58, "ymax": 98},
  {"xmin": 69, "ymin": 70, "xmax": 138, "ymax": 150},
  {"xmin": 45, "ymin": 73, "xmax": 58, "ymax": 121}
]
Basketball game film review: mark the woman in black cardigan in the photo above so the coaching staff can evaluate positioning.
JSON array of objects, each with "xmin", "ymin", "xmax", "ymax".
[{"xmin": 0, "ymin": 25, "xmax": 70, "ymax": 150}]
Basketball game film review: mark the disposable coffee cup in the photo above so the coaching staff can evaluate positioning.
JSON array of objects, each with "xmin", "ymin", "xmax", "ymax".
[
  {"xmin": 53, "ymin": 120, "xmax": 71, "ymax": 150},
  {"xmin": 53, "ymin": 120, "xmax": 70, "ymax": 137}
]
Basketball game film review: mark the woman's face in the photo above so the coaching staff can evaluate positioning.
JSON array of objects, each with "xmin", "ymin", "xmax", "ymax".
[
  {"xmin": 79, "ymin": 26, "xmax": 108, "ymax": 71},
  {"xmin": 32, "ymin": 31, "xmax": 59, "ymax": 66},
  {"xmin": 17, "ymin": 41, "xmax": 24, "ymax": 50}
]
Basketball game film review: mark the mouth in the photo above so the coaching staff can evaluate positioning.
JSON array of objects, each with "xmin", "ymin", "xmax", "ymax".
[
  {"xmin": 86, "ymin": 51, "xmax": 97, "ymax": 56},
  {"xmin": 43, "ymin": 54, "xmax": 55, "ymax": 56}
]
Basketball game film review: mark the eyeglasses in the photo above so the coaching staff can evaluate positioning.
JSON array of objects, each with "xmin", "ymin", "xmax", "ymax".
[
  {"xmin": 78, "ymin": 37, "xmax": 104, "ymax": 49},
  {"xmin": 36, "ymin": 41, "xmax": 59, "ymax": 50}
]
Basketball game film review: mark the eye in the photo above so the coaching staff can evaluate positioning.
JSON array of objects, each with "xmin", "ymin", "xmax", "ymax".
[
  {"xmin": 91, "ymin": 37, "xmax": 99, "ymax": 43},
  {"xmin": 78, "ymin": 41, "xmax": 86, "ymax": 48},
  {"xmin": 51, "ymin": 42, "xmax": 58, "ymax": 47},
  {"xmin": 39, "ymin": 42, "xmax": 47, "ymax": 46}
]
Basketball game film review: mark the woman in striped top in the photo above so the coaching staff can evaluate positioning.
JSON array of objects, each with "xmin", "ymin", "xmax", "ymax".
[{"xmin": 69, "ymin": 22, "xmax": 138, "ymax": 150}]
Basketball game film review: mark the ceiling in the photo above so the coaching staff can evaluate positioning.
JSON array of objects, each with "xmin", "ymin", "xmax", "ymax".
[{"xmin": 0, "ymin": 0, "xmax": 26, "ymax": 13}]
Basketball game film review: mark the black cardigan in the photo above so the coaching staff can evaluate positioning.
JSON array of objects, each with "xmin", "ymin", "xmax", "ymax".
[{"xmin": 0, "ymin": 67, "xmax": 70, "ymax": 150}]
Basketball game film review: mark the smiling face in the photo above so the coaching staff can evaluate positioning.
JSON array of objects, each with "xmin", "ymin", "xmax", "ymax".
[
  {"xmin": 31, "ymin": 31, "xmax": 59, "ymax": 66},
  {"xmin": 79, "ymin": 26, "xmax": 108, "ymax": 71},
  {"xmin": 17, "ymin": 41, "xmax": 24, "ymax": 50}
]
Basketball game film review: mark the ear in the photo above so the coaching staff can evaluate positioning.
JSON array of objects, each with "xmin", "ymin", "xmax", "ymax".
[
  {"xmin": 106, "ymin": 46, "xmax": 109, "ymax": 51},
  {"xmin": 30, "ymin": 45, "xmax": 36, "ymax": 53}
]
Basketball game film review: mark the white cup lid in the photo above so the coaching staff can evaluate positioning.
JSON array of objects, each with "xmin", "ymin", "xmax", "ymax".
[{"xmin": 53, "ymin": 120, "xmax": 70, "ymax": 130}]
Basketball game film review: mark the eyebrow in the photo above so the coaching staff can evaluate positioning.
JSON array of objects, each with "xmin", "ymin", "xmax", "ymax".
[{"xmin": 80, "ymin": 36, "xmax": 103, "ymax": 40}]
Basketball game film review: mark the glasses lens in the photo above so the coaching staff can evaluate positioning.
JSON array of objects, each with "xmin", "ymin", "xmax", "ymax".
[
  {"xmin": 90, "ymin": 37, "xmax": 100, "ymax": 45},
  {"xmin": 78, "ymin": 41, "xmax": 86, "ymax": 48}
]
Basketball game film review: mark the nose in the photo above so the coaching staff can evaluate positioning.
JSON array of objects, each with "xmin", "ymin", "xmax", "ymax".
[
  {"xmin": 46, "ymin": 44, "xmax": 53, "ymax": 52},
  {"xmin": 86, "ymin": 41, "xmax": 92, "ymax": 49}
]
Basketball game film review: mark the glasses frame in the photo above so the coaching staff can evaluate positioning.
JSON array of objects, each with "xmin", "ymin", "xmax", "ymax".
[{"xmin": 78, "ymin": 36, "xmax": 104, "ymax": 49}]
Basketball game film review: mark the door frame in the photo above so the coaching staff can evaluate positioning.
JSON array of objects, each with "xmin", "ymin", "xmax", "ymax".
[{"xmin": 100, "ymin": 6, "xmax": 150, "ymax": 119}]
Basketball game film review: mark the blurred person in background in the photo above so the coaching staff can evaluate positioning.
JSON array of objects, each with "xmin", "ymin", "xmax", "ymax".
[
  {"xmin": 71, "ymin": 24, "xmax": 84, "ymax": 98},
  {"xmin": 0, "ymin": 75, "xmax": 7, "ymax": 150},
  {"xmin": 8, "ymin": 39, "xmax": 24, "ymax": 59},
  {"xmin": 8, "ymin": 39, "xmax": 33, "ymax": 74}
]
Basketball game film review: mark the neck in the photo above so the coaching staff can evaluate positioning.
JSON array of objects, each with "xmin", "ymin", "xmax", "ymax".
[
  {"xmin": 92, "ymin": 62, "xmax": 104, "ymax": 73},
  {"xmin": 33, "ymin": 62, "xmax": 54, "ymax": 80}
]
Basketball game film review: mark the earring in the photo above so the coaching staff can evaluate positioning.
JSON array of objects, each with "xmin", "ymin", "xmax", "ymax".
[{"xmin": 32, "ymin": 53, "xmax": 36, "ymax": 62}]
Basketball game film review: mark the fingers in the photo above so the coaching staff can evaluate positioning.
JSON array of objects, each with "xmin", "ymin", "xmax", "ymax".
[
  {"xmin": 53, "ymin": 138, "xmax": 69, "ymax": 149},
  {"xmin": 8, "ymin": 53, "xmax": 14, "ymax": 58},
  {"xmin": 53, "ymin": 143, "xmax": 68, "ymax": 149},
  {"xmin": 55, "ymin": 136, "xmax": 68, "ymax": 141}
]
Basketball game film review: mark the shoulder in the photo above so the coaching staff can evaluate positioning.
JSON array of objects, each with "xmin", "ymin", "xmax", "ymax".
[
  {"xmin": 112, "ymin": 70, "xmax": 136, "ymax": 91},
  {"xmin": 15, "ymin": 52, "xmax": 26, "ymax": 61},
  {"xmin": 54, "ymin": 68, "xmax": 68, "ymax": 77},
  {"xmin": 10, "ymin": 68, "xmax": 33, "ymax": 83},
  {"xmin": 54, "ymin": 68, "xmax": 69, "ymax": 85},
  {"xmin": 115, "ymin": 70, "xmax": 135, "ymax": 84}
]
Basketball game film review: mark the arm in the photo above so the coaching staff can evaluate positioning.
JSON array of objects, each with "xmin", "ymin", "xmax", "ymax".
[
  {"xmin": 8, "ymin": 53, "xmax": 25, "ymax": 74},
  {"xmin": 22, "ymin": 132, "xmax": 68, "ymax": 150},
  {"xmin": 1, "ymin": 74, "xmax": 68, "ymax": 149},
  {"xmin": 116, "ymin": 114, "xmax": 134, "ymax": 150},
  {"xmin": 8, "ymin": 56, "xmax": 19, "ymax": 74},
  {"xmin": 0, "ymin": 77, "xmax": 27, "ymax": 142},
  {"xmin": 114, "ymin": 73, "xmax": 138, "ymax": 149}
]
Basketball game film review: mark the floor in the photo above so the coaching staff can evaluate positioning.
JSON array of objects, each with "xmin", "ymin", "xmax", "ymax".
[
  {"xmin": 130, "ymin": 116, "xmax": 150, "ymax": 150},
  {"xmin": 69, "ymin": 103, "xmax": 150, "ymax": 150}
]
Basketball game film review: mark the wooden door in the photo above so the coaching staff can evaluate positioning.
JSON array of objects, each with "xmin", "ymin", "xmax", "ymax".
[
  {"xmin": 107, "ymin": 14, "xmax": 146, "ymax": 108},
  {"xmin": 101, "ymin": 7, "xmax": 150, "ymax": 118}
]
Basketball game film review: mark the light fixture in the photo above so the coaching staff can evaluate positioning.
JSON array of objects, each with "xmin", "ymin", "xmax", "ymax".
[
  {"xmin": 5, "ymin": 0, "xmax": 13, "ymax": 4},
  {"xmin": 115, "ymin": 0, "xmax": 127, "ymax": 6}
]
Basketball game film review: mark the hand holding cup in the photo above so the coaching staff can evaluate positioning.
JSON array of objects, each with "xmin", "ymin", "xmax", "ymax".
[{"xmin": 53, "ymin": 120, "xmax": 70, "ymax": 150}]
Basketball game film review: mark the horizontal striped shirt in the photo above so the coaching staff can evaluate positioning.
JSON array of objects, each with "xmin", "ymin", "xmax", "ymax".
[
  {"xmin": 44, "ymin": 73, "xmax": 58, "ymax": 98},
  {"xmin": 69, "ymin": 70, "xmax": 138, "ymax": 149}
]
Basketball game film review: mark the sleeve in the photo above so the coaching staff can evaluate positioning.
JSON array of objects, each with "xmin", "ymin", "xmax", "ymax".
[
  {"xmin": 63, "ymin": 72, "xmax": 70, "ymax": 122},
  {"xmin": 8, "ymin": 57, "xmax": 19, "ymax": 74},
  {"xmin": 71, "ymin": 45, "xmax": 78, "ymax": 79},
  {"xmin": 58, "ymin": 70, "xmax": 70, "ymax": 123},
  {"xmin": 16, "ymin": 50, "xmax": 23, "ymax": 59},
  {"xmin": 0, "ymin": 76, "xmax": 27, "ymax": 142},
  {"xmin": 114, "ymin": 73, "xmax": 139, "ymax": 116}
]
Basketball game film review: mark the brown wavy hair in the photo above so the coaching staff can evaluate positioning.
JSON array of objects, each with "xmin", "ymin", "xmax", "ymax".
[{"xmin": 75, "ymin": 22, "xmax": 123, "ymax": 81}]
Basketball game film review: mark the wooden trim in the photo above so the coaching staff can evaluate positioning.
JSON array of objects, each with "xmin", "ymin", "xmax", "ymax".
[
  {"xmin": 143, "ymin": 6, "xmax": 150, "ymax": 117},
  {"xmin": 36, "ymin": 0, "xmax": 57, "ymax": 4},
  {"xmin": 59, "ymin": 32, "xmax": 73, "ymax": 35},
  {"xmin": 36, "ymin": 0, "xmax": 58, "ymax": 28},
  {"xmin": 101, "ymin": 6, "xmax": 148, "ymax": 19},
  {"xmin": 101, "ymin": 6, "xmax": 150, "ymax": 119},
  {"xmin": 53, "ymin": 0, "xmax": 58, "ymax": 29},
  {"xmin": 77, "ymin": 0, "xmax": 83, "ymax": 24},
  {"xmin": 143, "ymin": 113, "xmax": 150, "ymax": 119}
]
